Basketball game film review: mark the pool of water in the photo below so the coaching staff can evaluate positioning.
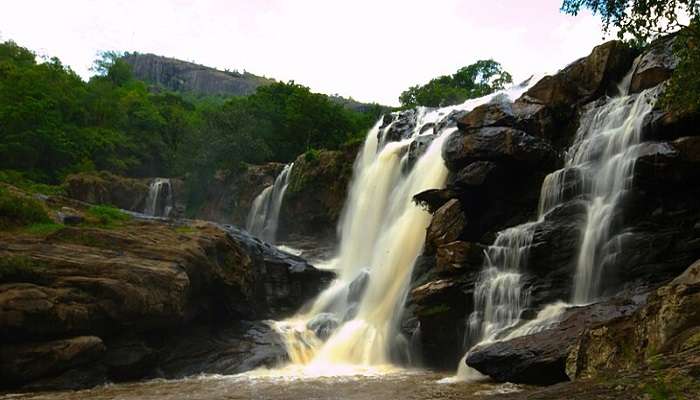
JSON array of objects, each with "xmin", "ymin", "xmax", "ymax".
[{"xmin": 1, "ymin": 370, "xmax": 525, "ymax": 400}]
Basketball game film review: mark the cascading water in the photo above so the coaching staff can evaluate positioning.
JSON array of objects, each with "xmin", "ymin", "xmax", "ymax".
[
  {"xmin": 454, "ymin": 81, "xmax": 660, "ymax": 380},
  {"xmin": 271, "ymin": 80, "xmax": 538, "ymax": 376},
  {"xmin": 567, "ymin": 88, "xmax": 658, "ymax": 304},
  {"xmin": 143, "ymin": 178, "xmax": 173, "ymax": 217},
  {"xmin": 246, "ymin": 163, "xmax": 294, "ymax": 244}
]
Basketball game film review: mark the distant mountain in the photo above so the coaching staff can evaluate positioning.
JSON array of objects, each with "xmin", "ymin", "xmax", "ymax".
[
  {"xmin": 122, "ymin": 53, "xmax": 380, "ymax": 111},
  {"xmin": 122, "ymin": 53, "xmax": 273, "ymax": 97}
]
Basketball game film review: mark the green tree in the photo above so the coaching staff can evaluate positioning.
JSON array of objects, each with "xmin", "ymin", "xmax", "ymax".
[{"xmin": 399, "ymin": 59, "xmax": 512, "ymax": 107}]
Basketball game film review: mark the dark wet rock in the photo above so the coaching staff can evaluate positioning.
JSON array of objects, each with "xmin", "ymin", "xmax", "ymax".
[
  {"xmin": 629, "ymin": 35, "xmax": 678, "ymax": 94},
  {"xmin": 380, "ymin": 109, "xmax": 418, "ymax": 143},
  {"xmin": 524, "ymin": 40, "xmax": 636, "ymax": 109},
  {"xmin": 425, "ymin": 199, "xmax": 467, "ymax": 255},
  {"xmin": 443, "ymin": 127, "xmax": 557, "ymax": 171},
  {"xmin": 641, "ymin": 106, "xmax": 700, "ymax": 141},
  {"xmin": 307, "ymin": 313, "xmax": 340, "ymax": 341},
  {"xmin": 466, "ymin": 297, "xmax": 644, "ymax": 384},
  {"xmin": 412, "ymin": 188, "xmax": 459, "ymax": 213},
  {"xmin": 457, "ymin": 96, "xmax": 516, "ymax": 131},
  {"xmin": 447, "ymin": 161, "xmax": 500, "ymax": 187},
  {"xmin": 435, "ymin": 241, "xmax": 484, "ymax": 274},
  {"xmin": 0, "ymin": 336, "xmax": 105, "ymax": 387},
  {"xmin": 405, "ymin": 134, "xmax": 435, "ymax": 171},
  {"xmin": 56, "ymin": 207, "xmax": 84, "ymax": 225},
  {"xmin": 347, "ymin": 269, "xmax": 370, "ymax": 304},
  {"xmin": 158, "ymin": 321, "xmax": 287, "ymax": 378}
]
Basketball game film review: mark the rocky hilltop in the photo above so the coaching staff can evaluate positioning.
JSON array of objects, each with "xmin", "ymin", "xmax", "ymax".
[{"xmin": 122, "ymin": 53, "xmax": 274, "ymax": 97}]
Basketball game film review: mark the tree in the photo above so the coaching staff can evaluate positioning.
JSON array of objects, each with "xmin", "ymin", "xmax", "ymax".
[
  {"xmin": 561, "ymin": 0, "xmax": 698, "ymax": 41},
  {"xmin": 399, "ymin": 60, "xmax": 512, "ymax": 107}
]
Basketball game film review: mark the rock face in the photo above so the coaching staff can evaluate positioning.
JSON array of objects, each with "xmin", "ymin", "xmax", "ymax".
[
  {"xmin": 196, "ymin": 162, "xmax": 285, "ymax": 225},
  {"xmin": 64, "ymin": 171, "xmax": 151, "ymax": 212},
  {"xmin": 567, "ymin": 259, "xmax": 700, "ymax": 380},
  {"xmin": 279, "ymin": 144, "xmax": 359, "ymax": 241},
  {"xmin": 465, "ymin": 297, "xmax": 644, "ymax": 384},
  {"xmin": 408, "ymin": 34, "xmax": 700, "ymax": 373},
  {"xmin": 123, "ymin": 53, "xmax": 273, "ymax": 97},
  {"xmin": 0, "ymin": 194, "xmax": 332, "ymax": 390}
]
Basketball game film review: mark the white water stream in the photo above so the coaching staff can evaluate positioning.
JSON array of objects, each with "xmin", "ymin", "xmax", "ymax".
[{"xmin": 246, "ymin": 163, "xmax": 294, "ymax": 244}]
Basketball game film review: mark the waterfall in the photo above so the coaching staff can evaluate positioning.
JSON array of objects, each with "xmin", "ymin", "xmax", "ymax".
[
  {"xmin": 455, "ymin": 84, "xmax": 660, "ymax": 380},
  {"xmin": 567, "ymin": 88, "xmax": 658, "ymax": 304},
  {"xmin": 246, "ymin": 163, "xmax": 294, "ymax": 244},
  {"xmin": 143, "ymin": 178, "xmax": 173, "ymax": 217},
  {"xmin": 272, "ymin": 81, "xmax": 537, "ymax": 376}
]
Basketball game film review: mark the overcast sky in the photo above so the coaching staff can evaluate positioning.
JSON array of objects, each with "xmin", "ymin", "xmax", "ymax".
[{"xmin": 1, "ymin": 0, "xmax": 608, "ymax": 105}]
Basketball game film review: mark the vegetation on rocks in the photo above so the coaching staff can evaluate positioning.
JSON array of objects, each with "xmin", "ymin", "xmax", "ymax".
[{"xmin": 0, "ymin": 187, "xmax": 51, "ymax": 228}]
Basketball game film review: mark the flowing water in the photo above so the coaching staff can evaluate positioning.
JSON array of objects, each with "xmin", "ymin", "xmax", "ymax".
[
  {"xmin": 246, "ymin": 163, "xmax": 294, "ymax": 244},
  {"xmin": 143, "ymin": 178, "xmax": 173, "ymax": 217},
  {"xmin": 0, "ymin": 373, "xmax": 527, "ymax": 400},
  {"xmin": 454, "ymin": 84, "xmax": 660, "ymax": 380},
  {"xmin": 272, "ymin": 79, "xmax": 540, "ymax": 378}
]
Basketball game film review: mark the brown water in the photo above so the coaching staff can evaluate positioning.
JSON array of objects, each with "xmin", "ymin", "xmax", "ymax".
[{"xmin": 1, "ymin": 371, "xmax": 525, "ymax": 400}]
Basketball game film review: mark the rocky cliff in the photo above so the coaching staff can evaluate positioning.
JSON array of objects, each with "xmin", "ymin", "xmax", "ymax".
[
  {"xmin": 122, "ymin": 53, "xmax": 273, "ymax": 98},
  {"xmin": 0, "ymin": 187, "xmax": 332, "ymax": 390},
  {"xmin": 404, "ymin": 35, "xmax": 700, "ymax": 374}
]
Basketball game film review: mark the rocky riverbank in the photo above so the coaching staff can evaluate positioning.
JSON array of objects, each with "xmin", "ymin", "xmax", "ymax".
[{"xmin": 0, "ymin": 188, "xmax": 332, "ymax": 391}]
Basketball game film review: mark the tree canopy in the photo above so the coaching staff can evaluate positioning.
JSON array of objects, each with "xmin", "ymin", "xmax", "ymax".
[
  {"xmin": 561, "ymin": 0, "xmax": 698, "ymax": 41},
  {"xmin": 0, "ymin": 41, "xmax": 382, "ymax": 187},
  {"xmin": 399, "ymin": 60, "xmax": 512, "ymax": 107}
]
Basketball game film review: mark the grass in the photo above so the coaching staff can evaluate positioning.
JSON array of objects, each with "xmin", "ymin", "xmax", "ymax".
[
  {"xmin": 85, "ymin": 205, "xmax": 131, "ymax": 227},
  {"xmin": 0, "ymin": 169, "xmax": 65, "ymax": 196},
  {"xmin": 0, "ymin": 187, "xmax": 51, "ymax": 229},
  {"xmin": 0, "ymin": 255, "xmax": 47, "ymax": 283},
  {"xmin": 174, "ymin": 225, "xmax": 198, "ymax": 234},
  {"xmin": 24, "ymin": 222, "xmax": 64, "ymax": 236}
]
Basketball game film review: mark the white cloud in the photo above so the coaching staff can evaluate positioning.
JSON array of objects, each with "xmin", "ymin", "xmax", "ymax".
[{"xmin": 0, "ymin": 0, "xmax": 609, "ymax": 105}]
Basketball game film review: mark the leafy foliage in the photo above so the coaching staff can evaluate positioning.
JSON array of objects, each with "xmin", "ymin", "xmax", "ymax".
[
  {"xmin": 399, "ymin": 60, "xmax": 512, "ymax": 107},
  {"xmin": 561, "ymin": 0, "xmax": 698, "ymax": 41},
  {"xmin": 85, "ymin": 205, "xmax": 131, "ymax": 227},
  {"xmin": 661, "ymin": 21, "xmax": 700, "ymax": 113},
  {"xmin": 0, "ymin": 187, "xmax": 51, "ymax": 228},
  {"xmin": 0, "ymin": 40, "xmax": 383, "ymax": 204}
]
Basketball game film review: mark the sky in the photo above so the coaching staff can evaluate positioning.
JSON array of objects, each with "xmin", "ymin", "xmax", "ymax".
[{"xmin": 1, "ymin": 0, "xmax": 609, "ymax": 105}]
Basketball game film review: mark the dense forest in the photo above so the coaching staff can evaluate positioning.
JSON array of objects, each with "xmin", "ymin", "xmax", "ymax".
[{"xmin": 0, "ymin": 42, "xmax": 382, "ymax": 188}]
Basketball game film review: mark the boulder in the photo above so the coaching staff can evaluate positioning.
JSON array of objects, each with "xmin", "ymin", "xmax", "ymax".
[
  {"xmin": 347, "ymin": 269, "xmax": 370, "ymax": 304},
  {"xmin": 466, "ymin": 297, "xmax": 643, "ymax": 384},
  {"xmin": 0, "ymin": 336, "xmax": 105, "ymax": 386},
  {"xmin": 425, "ymin": 199, "xmax": 467, "ymax": 254},
  {"xmin": 524, "ymin": 40, "xmax": 636, "ymax": 109},
  {"xmin": 64, "ymin": 171, "xmax": 150, "ymax": 211},
  {"xmin": 307, "ymin": 313, "xmax": 340, "ymax": 341},
  {"xmin": 443, "ymin": 127, "xmax": 557, "ymax": 171},
  {"xmin": 435, "ymin": 241, "xmax": 484, "ymax": 274},
  {"xmin": 629, "ymin": 35, "xmax": 678, "ymax": 94},
  {"xmin": 567, "ymin": 259, "xmax": 700, "ymax": 380},
  {"xmin": 405, "ymin": 134, "xmax": 436, "ymax": 172}
]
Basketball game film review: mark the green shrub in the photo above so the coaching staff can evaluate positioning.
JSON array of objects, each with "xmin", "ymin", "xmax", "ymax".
[
  {"xmin": 0, "ymin": 170, "xmax": 65, "ymax": 195},
  {"xmin": 303, "ymin": 148, "xmax": 321, "ymax": 163},
  {"xmin": 24, "ymin": 222, "xmax": 64, "ymax": 236},
  {"xmin": 0, "ymin": 187, "xmax": 51, "ymax": 228},
  {"xmin": 86, "ymin": 205, "xmax": 131, "ymax": 227}
]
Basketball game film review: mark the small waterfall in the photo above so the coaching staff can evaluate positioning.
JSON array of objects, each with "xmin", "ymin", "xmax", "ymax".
[
  {"xmin": 568, "ymin": 88, "xmax": 658, "ymax": 304},
  {"xmin": 246, "ymin": 163, "xmax": 294, "ymax": 244},
  {"xmin": 272, "ymin": 81, "xmax": 537, "ymax": 376},
  {"xmin": 143, "ymin": 178, "xmax": 173, "ymax": 217},
  {"xmin": 455, "ymin": 84, "xmax": 660, "ymax": 380}
]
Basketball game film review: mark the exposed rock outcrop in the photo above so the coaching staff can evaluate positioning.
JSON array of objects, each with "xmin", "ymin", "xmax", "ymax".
[
  {"xmin": 0, "ymin": 191, "xmax": 332, "ymax": 390},
  {"xmin": 64, "ymin": 171, "xmax": 150, "ymax": 212},
  {"xmin": 279, "ymin": 144, "xmax": 359, "ymax": 241}
]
